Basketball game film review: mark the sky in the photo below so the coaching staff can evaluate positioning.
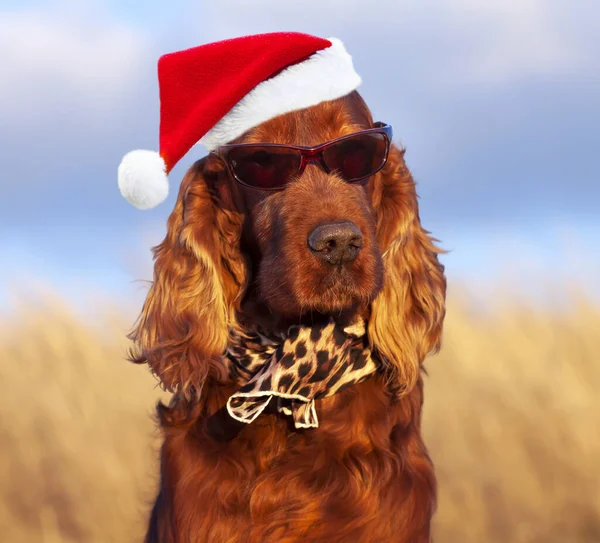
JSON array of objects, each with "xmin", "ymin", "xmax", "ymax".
[{"xmin": 1, "ymin": 0, "xmax": 599, "ymax": 312}]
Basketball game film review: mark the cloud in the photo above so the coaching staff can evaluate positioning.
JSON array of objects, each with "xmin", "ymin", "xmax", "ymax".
[
  {"xmin": 0, "ymin": 7, "xmax": 148, "ymax": 125},
  {"xmin": 0, "ymin": 5, "xmax": 155, "ymax": 194},
  {"xmin": 425, "ymin": 0, "xmax": 591, "ymax": 85},
  {"xmin": 198, "ymin": 0, "xmax": 595, "ymax": 87}
]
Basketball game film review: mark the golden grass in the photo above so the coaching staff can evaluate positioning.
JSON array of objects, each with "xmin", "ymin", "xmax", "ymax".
[
  {"xmin": 424, "ymin": 286, "xmax": 600, "ymax": 542},
  {"xmin": 0, "ymin": 286, "xmax": 598, "ymax": 542}
]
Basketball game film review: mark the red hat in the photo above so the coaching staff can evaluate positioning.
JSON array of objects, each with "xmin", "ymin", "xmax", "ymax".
[{"xmin": 118, "ymin": 32, "xmax": 362, "ymax": 209}]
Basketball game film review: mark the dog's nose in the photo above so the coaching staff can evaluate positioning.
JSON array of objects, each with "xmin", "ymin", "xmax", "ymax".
[{"xmin": 307, "ymin": 221, "xmax": 363, "ymax": 265}]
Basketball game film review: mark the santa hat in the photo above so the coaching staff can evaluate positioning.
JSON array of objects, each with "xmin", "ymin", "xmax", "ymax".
[{"xmin": 118, "ymin": 32, "xmax": 362, "ymax": 209}]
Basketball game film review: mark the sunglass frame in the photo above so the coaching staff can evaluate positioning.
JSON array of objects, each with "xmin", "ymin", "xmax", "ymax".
[{"xmin": 211, "ymin": 122, "xmax": 393, "ymax": 191}]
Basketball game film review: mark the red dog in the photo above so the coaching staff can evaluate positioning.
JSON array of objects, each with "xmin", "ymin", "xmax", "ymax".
[{"xmin": 122, "ymin": 34, "xmax": 446, "ymax": 543}]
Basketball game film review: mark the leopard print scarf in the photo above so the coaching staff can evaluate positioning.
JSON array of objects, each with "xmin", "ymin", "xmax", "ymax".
[{"xmin": 222, "ymin": 317, "xmax": 382, "ymax": 430}]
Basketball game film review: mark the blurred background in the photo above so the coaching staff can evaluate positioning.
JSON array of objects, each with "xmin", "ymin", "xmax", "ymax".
[{"xmin": 1, "ymin": 0, "xmax": 598, "ymax": 541}]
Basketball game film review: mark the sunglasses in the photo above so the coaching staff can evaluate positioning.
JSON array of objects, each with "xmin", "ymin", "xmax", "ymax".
[{"xmin": 211, "ymin": 122, "xmax": 393, "ymax": 191}]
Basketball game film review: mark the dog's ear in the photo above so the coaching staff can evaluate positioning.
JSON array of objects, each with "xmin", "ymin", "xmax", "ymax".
[
  {"xmin": 368, "ymin": 145, "xmax": 446, "ymax": 396},
  {"xmin": 128, "ymin": 157, "xmax": 247, "ymax": 400}
]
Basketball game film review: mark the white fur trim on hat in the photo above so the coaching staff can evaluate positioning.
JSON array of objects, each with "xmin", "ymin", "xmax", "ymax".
[
  {"xmin": 200, "ymin": 37, "xmax": 362, "ymax": 151},
  {"xmin": 118, "ymin": 150, "xmax": 168, "ymax": 209}
]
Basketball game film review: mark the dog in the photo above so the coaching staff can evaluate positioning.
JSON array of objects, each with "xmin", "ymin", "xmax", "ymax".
[{"xmin": 127, "ymin": 87, "xmax": 446, "ymax": 542}]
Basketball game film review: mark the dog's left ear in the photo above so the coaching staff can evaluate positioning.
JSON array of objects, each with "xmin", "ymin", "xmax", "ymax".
[
  {"xmin": 128, "ymin": 157, "xmax": 248, "ymax": 400},
  {"xmin": 368, "ymin": 144, "xmax": 446, "ymax": 396}
]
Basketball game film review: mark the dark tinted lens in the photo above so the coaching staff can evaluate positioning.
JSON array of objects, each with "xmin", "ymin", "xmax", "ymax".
[
  {"xmin": 228, "ymin": 146, "xmax": 301, "ymax": 189},
  {"xmin": 322, "ymin": 132, "xmax": 387, "ymax": 181}
]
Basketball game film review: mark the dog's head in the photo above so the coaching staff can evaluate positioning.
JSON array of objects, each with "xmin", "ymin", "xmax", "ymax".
[{"xmin": 129, "ymin": 91, "xmax": 446, "ymax": 399}]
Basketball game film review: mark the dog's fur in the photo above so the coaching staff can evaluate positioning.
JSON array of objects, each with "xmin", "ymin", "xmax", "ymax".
[{"xmin": 129, "ymin": 91, "xmax": 446, "ymax": 542}]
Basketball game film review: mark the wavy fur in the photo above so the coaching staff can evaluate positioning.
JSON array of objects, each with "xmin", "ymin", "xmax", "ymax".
[
  {"xmin": 128, "ymin": 158, "xmax": 248, "ymax": 400},
  {"xmin": 369, "ymin": 145, "xmax": 446, "ymax": 397}
]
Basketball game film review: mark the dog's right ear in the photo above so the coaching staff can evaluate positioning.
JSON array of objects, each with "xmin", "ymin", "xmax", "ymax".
[{"xmin": 128, "ymin": 157, "xmax": 248, "ymax": 400}]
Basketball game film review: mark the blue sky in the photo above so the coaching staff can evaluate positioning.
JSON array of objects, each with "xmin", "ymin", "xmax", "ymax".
[{"xmin": 1, "ymin": 0, "xmax": 599, "ymax": 311}]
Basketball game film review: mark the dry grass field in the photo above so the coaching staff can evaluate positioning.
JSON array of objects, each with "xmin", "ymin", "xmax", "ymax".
[{"xmin": 0, "ymin": 285, "xmax": 598, "ymax": 542}]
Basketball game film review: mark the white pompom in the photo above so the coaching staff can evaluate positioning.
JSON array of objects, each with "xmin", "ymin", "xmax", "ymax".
[{"xmin": 118, "ymin": 150, "xmax": 168, "ymax": 209}]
